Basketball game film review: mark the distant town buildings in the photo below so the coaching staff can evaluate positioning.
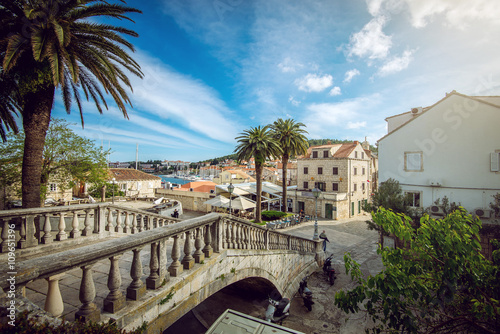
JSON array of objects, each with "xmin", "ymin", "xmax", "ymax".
[{"xmin": 378, "ymin": 91, "xmax": 500, "ymax": 217}]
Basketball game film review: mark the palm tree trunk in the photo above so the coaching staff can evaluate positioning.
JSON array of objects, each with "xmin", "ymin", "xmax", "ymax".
[
  {"xmin": 281, "ymin": 155, "xmax": 289, "ymax": 213},
  {"xmin": 21, "ymin": 85, "xmax": 55, "ymax": 208},
  {"xmin": 255, "ymin": 163, "xmax": 263, "ymax": 224}
]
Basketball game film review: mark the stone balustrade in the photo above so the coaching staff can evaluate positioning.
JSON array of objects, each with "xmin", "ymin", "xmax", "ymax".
[
  {"xmin": 0, "ymin": 203, "xmax": 180, "ymax": 254},
  {"xmin": 0, "ymin": 212, "xmax": 319, "ymax": 324}
]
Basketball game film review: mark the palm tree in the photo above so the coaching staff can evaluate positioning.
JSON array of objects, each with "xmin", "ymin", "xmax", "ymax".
[
  {"xmin": 271, "ymin": 118, "xmax": 308, "ymax": 212},
  {"xmin": 0, "ymin": 0, "xmax": 143, "ymax": 208},
  {"xmin": 235, "ymin": 126, "xmax": 282, "ymax": 224}
]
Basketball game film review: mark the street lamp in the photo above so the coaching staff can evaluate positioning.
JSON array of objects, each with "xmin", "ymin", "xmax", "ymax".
[
  {"xmin": 112, "ymin": 177, "xmax": 116, "ymax": 204},
  {"xmin": 312, "ymin": 187, "xmax": 321, "ymax": 240},
  {"xmin": 228, "ymin": 182, "xmax": 234, "ymax": 216}
]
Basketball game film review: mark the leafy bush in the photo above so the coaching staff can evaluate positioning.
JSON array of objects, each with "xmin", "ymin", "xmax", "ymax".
[
  {"xmin": 261, "ymin": 210, "xmax": 287, "ymax": 221},
  {"xmin": 0, "ymin": 310, "xmax": 147, "ymax": 333}
]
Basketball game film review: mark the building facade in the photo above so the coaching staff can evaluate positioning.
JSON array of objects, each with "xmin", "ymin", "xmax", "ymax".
[
  {"xmin": 378, "ymin": 91, "xmax": 500, "ymax": 217},
  {"xmin": 291, "ymin": 141, "xmax": 376, "ymax": 219},
  {"xmin": 108, "ymin": 168, "xmax": 161, "ymax": 198}
]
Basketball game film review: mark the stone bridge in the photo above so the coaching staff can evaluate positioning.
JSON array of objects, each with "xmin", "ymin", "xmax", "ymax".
[{"xmin": 0, "ymin": 203, "xmax": 322, "ymax": 333}]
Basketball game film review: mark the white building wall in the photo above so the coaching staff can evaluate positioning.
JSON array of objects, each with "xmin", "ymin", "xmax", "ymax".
[{"xmin": 379, "ymin": 93, "xmax": 500, "ymax": 212}]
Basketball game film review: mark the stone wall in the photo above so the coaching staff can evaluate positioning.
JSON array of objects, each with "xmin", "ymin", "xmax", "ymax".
[{"xmin": 156, "ymin": 188, "xmax": 212, "ymax": 212}]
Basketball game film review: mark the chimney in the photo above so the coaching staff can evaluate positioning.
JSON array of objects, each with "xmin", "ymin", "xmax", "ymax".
[
  {"xmin": 327, "ymin": 140, "xmax": 332, "ymax": 145},
  {"xmin": 354, "ymin": 140, "xmax": 359, "ymax": 145}
]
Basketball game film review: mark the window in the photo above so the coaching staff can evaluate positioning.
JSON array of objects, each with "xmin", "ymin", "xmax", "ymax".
[
  {"xmin": 318, "ymin": 167, "xmax": 323, "ymax": 175},
  {"xmin": 355, "ymin": 151, "xmax": 358, "ymax": 158},
  {"xmin": 332, "ymin": 167, "xmax": 338, "ymax": 175},
  {"xmin": 362, "ymin": 167, "xmax": 365, "ymax": 175},
  {"xmin": 353, "ymin": 183, "xmax": 357, "ymax": 191},
  {"xmin": 312, "ymin": 151, "xmax": 318, "ymax": 158},
  {"xmin": 332, "ymin": 183, "xmax": 339, "ymax": 191},
  {"xmin": 353, "ymin": 167, "xmax": 357, "ymax": 175},
  {"xmin": 304, "ymin": 167, "xmax": 308, "ymax": 174},
  {"xmin": 49, "ymin": 183, "xmax": 57, "ymax": 192},
  {"xmin": 491, "ymin": 152, "xmax": 500, "ymax": 172},
  {"xmin": 303, "ymin": 181, "xmax": 309, "ymax": 189},
  {"xmin": 323, "ymin": 150, "xmax": 329, "ymax": 158},
  {"xmin": 362, "ymin": 182, "xmax": 365, "ymax": 191},
  {"xmin": 315, "ymin": 182, "xmax": 326, "ymax": 191},
  {"xmin": 405, "ymin": 191, "xmax": 421, "ymax": 207},
  {"xmin": 405, "ymin": 152, "xmax": 423, "ymax": 171},
  {"xmin": 361, "ymin": 152, "xmax": 364, "ymax": 159}
]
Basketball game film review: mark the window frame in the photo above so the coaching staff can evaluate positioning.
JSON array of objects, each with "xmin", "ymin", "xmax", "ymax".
[
  {"xmin": 404, "ymin": 191, "xmax": 421, "ymax": 207},
  {"xmin": 303, "ymin": 181, "xmax": 309, "ymax": 189},
  {"xmin": 332, "ymin": 167, "xmax": 338, "ymax": 175},
  {"xmin": 318, "ymin": 167, "xmax": 323, "ymax": 175},
  {"xmin": 312, "ymin": 151, "xmax": 318, "ymax": 158},
  {"xmin": 353, "ymin": 167, "xmax": 357, "ymax": 175},
  {"xmin": 332, "ymin": 183, "xmax": 339, "ymax": 191},
  {"xmin": 323, "ymin": 150, "xmax": 329, "ymax": 158},
  {"xmin": 404, "ymin": 151, "xmax": 423, "ymax": 172},
  {"xmin": 304, "ymin": 167, "xmax": 308, "ymax": 174}
]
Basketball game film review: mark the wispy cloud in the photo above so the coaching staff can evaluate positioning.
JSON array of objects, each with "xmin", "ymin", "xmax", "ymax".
[
  {"xmin": 344, "ymin": 69, "xmax": 360, "ymax": 83},
  {"xmin": 378, "ymin": 49, "xmax": 414, "ymax": 76},
  {"xmin": 288, "ymin": 95, "xmax": 301, "ymax": 106},
  {"xmin": 278, "ymin": 57, "xmax": 303, "ymax": 73},
  {"xmin": 346, "ymin": 121, "xmax": 367, "ymax": 129},
  {"xmin": 295, "ymin": 73, "xmax": 333, "ymax": 92}
]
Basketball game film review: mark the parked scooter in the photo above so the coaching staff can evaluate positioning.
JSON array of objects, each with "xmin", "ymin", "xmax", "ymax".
[
  {"xmin": 265, "ymin": 290, "xmax": 291, "ymax": 324},
  {"xmin": 323, "ymin": 254, "xmax": 337, "ymax": 285},
  {"xmin": 298, "ymin": 276, "xmax": 314, "ymax": 311}
]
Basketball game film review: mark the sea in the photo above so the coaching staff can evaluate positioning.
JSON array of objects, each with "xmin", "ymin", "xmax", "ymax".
[{"xmin": 159, "ymin": 175, "xmax": 191, "ymax": 186}]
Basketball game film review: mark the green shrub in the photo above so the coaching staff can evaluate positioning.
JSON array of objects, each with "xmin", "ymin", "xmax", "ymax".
[
  {"xmin": 261, "ymin": 210, "xmax": 287, "ymax": 221},
  {"xmin": 0, "ymin": 310, "xmax": 147, "ymax": 333}
]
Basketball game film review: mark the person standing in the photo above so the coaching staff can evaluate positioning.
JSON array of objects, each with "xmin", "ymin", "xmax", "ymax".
[{"xmin": 319, "ymin": 230, "xmax": 329, "ymax": 251}]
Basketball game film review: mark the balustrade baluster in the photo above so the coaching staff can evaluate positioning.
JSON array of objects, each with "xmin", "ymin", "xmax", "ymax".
[
  {"xmin": 193, "ymin": 227, "xmax": 204, "ymax": 263},
  {"xmin": 127, "ymin": 247, "xmax": 146, "ymax": 300},
  {"xmin": 70, "ymin": 211, "xmax": 80, "ymax": 238},
  {"xmin": 103, "ymin": 255, "xmax": 126, "ymax": 313},
  {"xmin": 75, "ymin": 264, "xmax": 100, "ymax": 322},
  {"xmin": 168, "ymin": 235, "xmax": 183, "ymax": 277},
  {"xmin": 203, "ymin": 224, "xmax": 213, "ymax": 258},
  {"xmin": 124, "ymin": 212, "xmax": 131, "ymax": 234},
  {"xmin": 225, "ymin": 220, "xmax": 231, "ymax": 249},
  {"xmin": 82, "ymin": 210, "xmax": 92, "ymax": 236},
  {"xmin": 131, "ymin": 213, "xmax": 138, "ymax": 234},
  {"xmin": 146, "ymin": 242, "xmax": 161, "ymax": 289},
  {"xmin": 106, "ymin": 208, "xmax": 114, "ymax": 233},
  {"xmin": 17, "ymin": 217, "xmax": 26, "ymax": 248},
  {"xmin": 115, "ymin": 210, "xmax": 123, "ymax": 233},
  {"xmin": 230, "ymin": 222, "xmax": 236, "ymax": 249},
  {"xmin": 137, "ymin": 215, "xmax": 144, "ymax": 232},
  {"xmin": 55, "ymin": 213, "xmax": 67, "ymax": 241},
  {"xmin": 1, "ymin": 219, "xmax": 12, "ymax": 252},
  {"xmin": 45, "ymin": 274, "xmax": 65, "ymax": 317},
  {"xmin": 181, "ymin": 231, "xmax": 195, "ymax": 269}
]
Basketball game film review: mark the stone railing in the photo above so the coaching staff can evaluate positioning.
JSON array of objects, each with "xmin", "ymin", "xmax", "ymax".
[
  {"xmin": 0, "ymin": 203, "xmax": 180, "ymax": 255},
  {"xmin": 0, "ymin": 213, "xmax": 319, "ymax": 323}
]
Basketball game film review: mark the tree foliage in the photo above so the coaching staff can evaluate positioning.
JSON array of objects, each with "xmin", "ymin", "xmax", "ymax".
[
  {"xmin": 270, "ymin": 118, "xmax": 308, "ymax": 212},
  {"xmin": 234, "ymin": 125, "xmax": 282, "ymax": 224},
  {"xmin": 335, "ymin": 208, "xmax": 500, "ymax": 334},
  {"xmin": 0, "ymin": 118, "xmax": 109, "ymax": 204}
]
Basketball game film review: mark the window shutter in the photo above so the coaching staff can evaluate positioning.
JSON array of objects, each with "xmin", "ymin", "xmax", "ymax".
[{"xmin": 491, "ymin": 152, "xmax": 500, "ymax": 172}]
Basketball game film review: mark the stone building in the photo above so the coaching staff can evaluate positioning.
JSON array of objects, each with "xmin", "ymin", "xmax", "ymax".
[{"xmin": 290, "ymin": 140, "xmax": 377, "ymax": 219}]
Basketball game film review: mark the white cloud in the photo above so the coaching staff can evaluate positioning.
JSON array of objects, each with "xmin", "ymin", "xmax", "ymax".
[
  {"xmin": 295, "ymin": 73, "xmax": 333, "ymax": 92},
  {"xmin": 378, "ymin": 49, "xmax": 414, "ymax": 76},
  {"xmin": 348, "ymin": 16, "xmax": 392, "ymax": 60},
  {"xmin": 344, "ymin": 69, "xmax": 360, "ymax": 83},
  {"xmin": 329, "ymin": 87, "xmax": 342, "ymax": 96},
  {"xmin": 346, "ymin": 121, "xmax": 367, "ymax": 129},
  {"xmin": 399, "ymin": 0, "xmax": 500, "ymax": 29}
]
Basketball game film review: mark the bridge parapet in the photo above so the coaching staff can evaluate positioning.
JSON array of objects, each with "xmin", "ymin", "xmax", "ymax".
[
  {"xmin": 0, "ymin": 212, "xmax": 320, "ymax": 330},
  {"xmin": 0, "ymin": 203, "xmax": 180, "ymax": 257}
]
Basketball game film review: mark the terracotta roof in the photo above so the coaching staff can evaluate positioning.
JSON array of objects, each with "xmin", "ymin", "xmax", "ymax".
[
  {"xmin": 333, "ymin": 143, "xmax": 357, "ymax": 158},
  {"xmin": 108, "ymin": 168, "xmax": 161, "ymax": 181},
  {"xmin": 178, "ymin": 181, "xmax": 217, "ymax": 193}
]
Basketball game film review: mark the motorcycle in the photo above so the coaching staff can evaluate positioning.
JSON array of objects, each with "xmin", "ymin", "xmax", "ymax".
[
  {"xmin": 265, "ymin": 290, "xmax": 291, "ymax": 324},
  {"xmin": 323, "ymin": 254, "xmax": 336, "ymax": 285},
  {"xmin": 298, "ymin": 276, "xmax": 314, "ymax": 311}
]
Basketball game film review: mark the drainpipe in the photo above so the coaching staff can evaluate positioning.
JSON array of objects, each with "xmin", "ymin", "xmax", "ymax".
[{"xmin": 348, "ymin": 159, "xmax": 351, "ymax": 218}]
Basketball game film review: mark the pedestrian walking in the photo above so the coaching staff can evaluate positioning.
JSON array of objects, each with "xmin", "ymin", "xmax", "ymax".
[{"xmin": 319, "ymin": 230, "xmax": 329, "ymax": 251}]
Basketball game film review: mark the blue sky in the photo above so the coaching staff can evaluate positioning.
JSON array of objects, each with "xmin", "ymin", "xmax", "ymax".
[{"xmin": 52, "ymin": 0, "xmax": 500, "ymax": 163}]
